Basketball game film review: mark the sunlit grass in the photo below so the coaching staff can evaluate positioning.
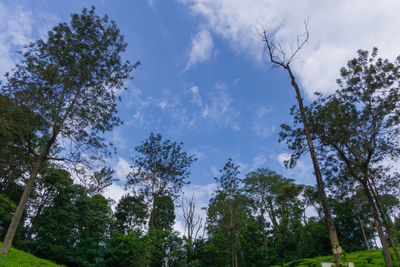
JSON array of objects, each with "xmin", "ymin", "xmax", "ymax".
[
  {"xmin": 0, "ymin": 242, "xmax": 64, "ymax": 267},
  {"xmin": 274, "ymin": 248, "xmax": 400, "ymax": 267}
]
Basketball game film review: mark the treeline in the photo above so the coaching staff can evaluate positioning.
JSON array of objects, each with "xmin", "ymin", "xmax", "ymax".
[
  {"xmin": 1, "ymin": 142, "xmax": 400, "ymax": 267},
  {"xmin": 1, "ymin": 6, "xmax": 400, "ymax": 267}
]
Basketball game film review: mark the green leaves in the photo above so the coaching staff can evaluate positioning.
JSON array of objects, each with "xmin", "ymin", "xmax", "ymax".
[
  {"xmin": 1, "ymin": 6, "xmax": 137, "ymax": 167},
  {"xmin": 281, "ymin": 48, "xmax": 400, "ymax": 183},
  {"xmin": 126, "ymin": 133, "xmax": 197, "ymax": 199}
]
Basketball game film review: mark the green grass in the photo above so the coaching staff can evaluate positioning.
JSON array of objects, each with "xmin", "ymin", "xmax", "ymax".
[
  {"xmin": 273, "ymin": 248, "xmax": 399, "ymax": 267},
  {"xmin": 0, "ymin": 242, "xmax": 64, "ymax": 267}
]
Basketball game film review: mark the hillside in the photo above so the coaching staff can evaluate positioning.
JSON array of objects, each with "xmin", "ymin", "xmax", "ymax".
[
  {"xmin": 0, "ymin": 242, "xmax": 64, "ymax": 267},
  {"xmin": 275, "ymin": 249, "xmax": 397, "ymax": 267}
]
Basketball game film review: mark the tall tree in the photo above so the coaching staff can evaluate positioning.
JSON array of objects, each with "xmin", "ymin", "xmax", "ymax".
[
  {"xmin": 126, "ymin": 132, "xmax": 197, "ymax": 266},
  {"xmin": 114, "ymin": 194, "xmax": 148, "ymax": 234},
  {"xmin": 280, "ymin": 48, "xmax": 400, "ymax": 266},
  {"xmin": 261, "ymin": 23, "xmax": 342, "ymax": 265},
  {"xmin": 26, "ymin": 167, "xmax": 73, "ymax": 240},
  {"xmin": 243, "ymin": 168, "xmax": 292, "ymax": 248},
  {"xmin": 0, "ymin": 7, "xmax": 137, "ymax": 254},
  {"xmin": 207, "ymin": 159, "xmax": 251, "ymax": 267},
  {"xmin": 0, "ymin": 95, "xmax": 45, "ymax": 190},
  {"xmin": 32, "ymin": 184, "xmax": 112, "ymax": 266}
]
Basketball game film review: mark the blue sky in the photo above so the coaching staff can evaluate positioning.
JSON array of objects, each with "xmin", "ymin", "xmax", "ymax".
[{"xmin": 1, "ymin": 0, "xmax": 400, "ymax": 232}]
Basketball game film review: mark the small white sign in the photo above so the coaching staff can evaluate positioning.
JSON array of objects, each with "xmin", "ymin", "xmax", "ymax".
[{"xmin": 320, "ymin": 262, "xmax": 354, "ymax": 267}]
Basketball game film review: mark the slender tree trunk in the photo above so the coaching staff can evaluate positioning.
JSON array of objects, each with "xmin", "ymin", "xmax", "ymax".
[
  {"xmin": 267, "ymin": 199, "xmax": 279, "ymax": 235},
  {"xmin": 229, "ymin": 200, "xmax": 235, "ymax": 267},
  {"xmin": 357, "ymin": 212, "xmax": 370, "ymax": 250},
  {"xmin": 0, "ymin": 126, "xmax": 58, "ymax": 255},
  {"xmin": 234, "ymin": 239, "xmax": 238, "ymax": 267},
  {"xmin": 361, "ymin": 179, "xmax": 392, "ymax": 267},
  {"xmin": 145, "ymin": 197, "xmax": 156, "ymax": 267},
  {"xmin": 27, "ymin": 189, "xmax": 53, "ymax": 239},
  {"xmin": 286, "ymin": 66, "xmax": 341, "ymax": 266},
  {"xmin": 368, "ymin": 179, "xmax": 399, "ymax": 260},
  {"xmin": 0, "ymin": 153, "xmax": 46, "ymax": 254},
  {"xmin": 260, "ymin": 208, "xmax": 268, "ymax": 249}
]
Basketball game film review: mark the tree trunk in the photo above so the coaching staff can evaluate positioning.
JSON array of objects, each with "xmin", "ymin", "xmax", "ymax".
[
  {"xmin": 229, "ymin": 200, "xmax": 235, "ymax": 267},
  {"xmin": 27, "ymin": 188, "xmax": 53, "ymax": 239},
  {"xmin": 267, "ymin": 199, "xmax": 279, "ymax": 235},
  {"xmin": 0, "ymin": 152, "xmax": 46, "ymax": 254},
  {"xmin": 0, "ymin": 123, "xmax": 59, "ymax": 254},
  {"xmin": 357, "ymin": 212, "xmax": 370, "ymax": 250},
  {"xmin": 361, "ymin": 179, "xmax": 392, "ymax": 266},
  {"xmin": 286, "ymin": 66, "xmax": 341, "ymax": 266},
  {"xmin": 260, "ymin": 208, "xmax": 268, "ymax": 249},
  {"xmin": 145, "ymin": 197, "xmax": 156, "ymax": 267},
  {"xmin": 368, "ymin": 179, "xmax": 399, "ymax": 260}
]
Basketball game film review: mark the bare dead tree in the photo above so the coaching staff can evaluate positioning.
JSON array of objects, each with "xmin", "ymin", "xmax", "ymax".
[
  {"xmin": 181, "ymin": 193, "xmax": 203, "ymax": 249},
  {"xmin": 260, "ymin": 20, "xmax": 342, "ymax": 266}
]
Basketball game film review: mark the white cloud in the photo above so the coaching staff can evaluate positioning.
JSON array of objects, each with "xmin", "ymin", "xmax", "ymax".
[
  {"xmin": 102, "ymin": 183, "xmax": 127, "ymax": 209},
  {"xmin": 6, "ymin": 6, "xmax": 33, "ymax": 46},
  {"xmin": 0, "ymin": 3, "xmax": 60, "ymax": 81},
  {"xmin": 115, "ymin": 157, "xmax": 131, "ymax": 182},
  {"xmin": 155, "ymin": 82, "xmax": 240, "ymax": 133},
  {"xmin": 158, "ymin": 99, "xmax": 168, "ymax": 110},
  {"xmin": 180, "ymin": 0, "xmax": 400, "ymax": 97},
  {"xmin": 277, "ymin": 153, "xmax": 314, "ymax": 184},
  {"xmin": 252, "ymin": 106, "xmax": 275, "ymax": 138},
  {"xmin": 252, "ymin": 154, "xmax": 267, "ymax": 170},
  {"xmin": 124, "ymin": 83, "xmax": 239, "ymax": 133},
  {"xmin": 210, "ymin": 166, "xmax": 219, "ymax": 177},
  {"xmin": 278, "ymin": 153, "xmax": 291, "ymax": 166},
  {"xmin": 112, "ymin": 129, "xmax": 127, "ymax": 149},
  {"xmin": 125, "ymin": 87, "xmax": 154, "ymax": 125},
  {"xmin": 186, "ymin": 28, "xmax": 214, "ymax": 70},
  {"xmin": 0, "ymin": 4, "xmax": 32, "ymax": 78},
  {"xmin": 236, "ymin": 161, "xmax": 248, "ymax": 172},
  {"xmin": 201, "ymin": 82, "xmax": 240, "ymax": 130},
  {"xmin": 189, "ymin": 86, "xmax": 202, "ymax": 106}
]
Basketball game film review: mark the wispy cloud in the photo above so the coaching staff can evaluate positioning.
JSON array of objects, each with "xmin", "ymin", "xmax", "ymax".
[
  {"xmin": 180, "ymin": 0, "xmax": 400, "ymax": 97},
  {"xmin": 189, "ymin": 86, "xmax": 202, "ymax": 106},
  {"xmin": 0, "ymin": 4, "xmax": 32, "ymax": 78},
  {"xmin": 124, "ymin": 87, "xmax": 154, "ymax": 126},
  {"xmin": 0, "ymin": 3, "xmax": 60, "ymax": 80},
  {"xmin": 252, "ymin": 106, "xmax": 276, "ymax": 138},
  {"xmin": 185, "ymin": 28, "xmax": 214, "ymax": 70},
  {"xmin": 277, "ymin": 153, "xmax": 314, "ymax": 184},
  {"xmin": 147, "ymin": 0, "xmax": 156, "ymax": 9},
  {"xmin": 200, "ymin": 82, "xmax": 240, "ymax": 130},
  {"xmin": 251, "ymin": 154, "xmax": 268, "ymax": 170}
]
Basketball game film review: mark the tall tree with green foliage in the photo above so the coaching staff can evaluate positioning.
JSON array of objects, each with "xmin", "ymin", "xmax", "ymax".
[
  {"xmin": 114, "ymin": 194, "xmax": 148, "ymax": 234},
  {"xmin": 243, "ymin": 168, "xmax": 293, "ymax": 247},
  {"xmin": 0, "ymin": 7, "xmax": 137, "ymax": 254},
  {"xmin": 0, "ymin": 95, "xmax": 45, "ymax": 191},
  {"xmin": 32, "ymin": 183, "xmax": 112, "ymax": 266},
  {"xmin": 280, "ymin": 48, "xmax": 400, "ymax": 266},
  {"xmin": 207, "ymin": 159, "xmax": 251, "ymax": 267},
  {"xmin": 25, "ymin": 167, "xmax": 73, "ymax": 239},
  {"xmin": 126, "ymin": 132, "xmax": 197, "ymax": 266}
]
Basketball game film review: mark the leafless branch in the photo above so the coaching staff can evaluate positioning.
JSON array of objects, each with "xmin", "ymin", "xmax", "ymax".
[
  {"xmin": 262, "ymin": 18, "xmax": 309, "ymax": 68},
  {"xmin": 181, "ymin": 193, "xmax": 203, "ymax": 247}
]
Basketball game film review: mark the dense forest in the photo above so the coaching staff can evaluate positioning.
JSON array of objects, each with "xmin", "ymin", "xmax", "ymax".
[{"xmin": 1, "ymin": 7, "xmax": 400, "ymax": 267}]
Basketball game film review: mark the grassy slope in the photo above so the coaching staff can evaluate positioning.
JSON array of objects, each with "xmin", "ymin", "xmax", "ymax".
[
  {"xmin": 0, "ymin": 242, "xmax": 64, "ymax": 267},
  {"xmin": 274, "ymin": 248, "xmax": 398, "ymax": 267}
]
